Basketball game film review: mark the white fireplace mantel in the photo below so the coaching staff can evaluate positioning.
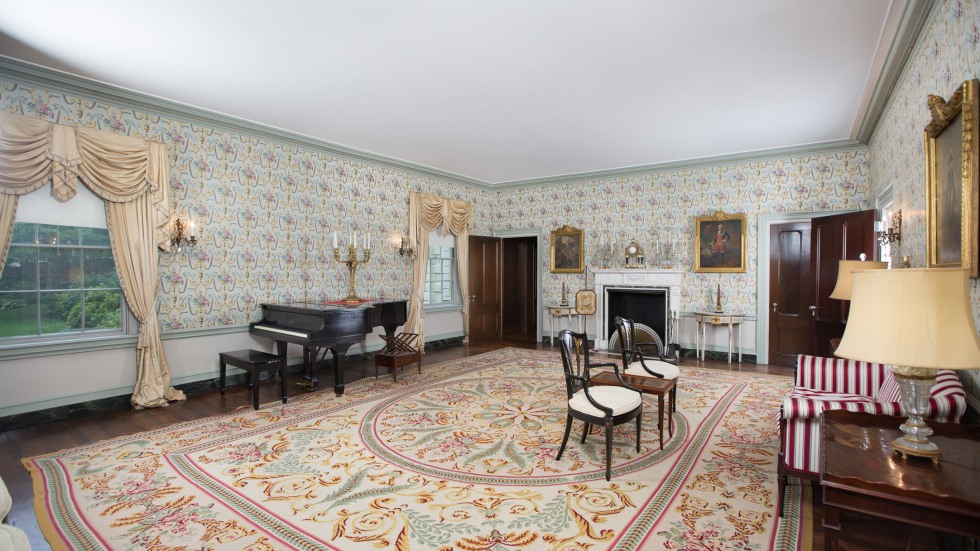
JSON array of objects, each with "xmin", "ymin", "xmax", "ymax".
[{"xmin": 593, "ymin": 269, "xmax": 683, "ymax": 349}]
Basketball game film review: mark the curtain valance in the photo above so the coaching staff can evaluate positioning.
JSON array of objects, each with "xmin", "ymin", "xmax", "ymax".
[{"xmin": 0, "ymin": 111, "xmax": 172, "ymax": 249}]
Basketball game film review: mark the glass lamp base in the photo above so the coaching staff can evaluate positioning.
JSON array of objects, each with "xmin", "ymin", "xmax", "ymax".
[{"xmin": 891, "ymin": 367, "xmax": 941, "ymax": 462}]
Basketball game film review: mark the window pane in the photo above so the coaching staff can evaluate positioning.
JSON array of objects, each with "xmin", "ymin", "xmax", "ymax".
[
  {"xmin": 0, "ymin": 247, "xmax": 37, "ymax": 291},
  {"xmin": 11, "ymin": 223, "xmax": 35, "ymax": 244},
  {"xmin": 58, "ymin": 226, "xmax": 80, "ymax": 246},
  {"xmin": 423, "ymin": 245, "xmax": 457, "ymax": 305},
  {"xmin": 0, "ymin": 292, "xmax": 38, "ymax": 337},
  {"xmin": 39, "ymin": 248, "xmax": 81, "ymax": 290},
  {"xmin": 83, "ymin": 249, "xmax": 119, "ymax": 288},
  {"xmin": 40, "ymin": 290, "xmax": 82, "ymax": 334},
  {"xmin": 85, "ymin": 289, "xmax": 123, "ymax": 329},
  {"xmin": 81, "ymin": 227, "xmax": 110, "ymax": 246}
]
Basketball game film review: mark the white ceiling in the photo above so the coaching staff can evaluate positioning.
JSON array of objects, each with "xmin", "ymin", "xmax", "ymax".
[{"xmin": 0, "ymin": 0, "xmax": 907, "ymax": 185}]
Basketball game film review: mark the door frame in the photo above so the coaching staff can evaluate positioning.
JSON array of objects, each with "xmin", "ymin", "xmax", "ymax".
[
  {"xmin": 755, "ymin": 209, "xmax": 854, "ymax": 364},
  {"xmin": 493, "ymin": 227, "xmax": 544, "ymax": 342}
]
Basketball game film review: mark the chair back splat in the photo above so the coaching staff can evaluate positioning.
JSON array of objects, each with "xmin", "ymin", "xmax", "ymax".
[
  {"xmin": 614, "ymin": 316, "xmax": 680, "ymax": 378},
  {"xmin": 557, "ymin": 329, "xmax": 590, "ymax": 397}
]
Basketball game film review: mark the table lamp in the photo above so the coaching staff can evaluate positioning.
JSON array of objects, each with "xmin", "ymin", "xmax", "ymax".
[
  {"xmin": 835, "ymin": 268, "xmax": 980, "ymax": 460},
  {"xmin": 828, "ymin": 258, "xmax": 888, "ymax": 300}
]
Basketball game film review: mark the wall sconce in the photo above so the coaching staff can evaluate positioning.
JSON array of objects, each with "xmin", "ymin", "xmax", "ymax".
[
  {"xmin": 397, "ymin": 235, "xmax": 416, "ymax": 260},
  {"xmin": 168, "ymin": 212, "xmax": 197, "ymax": 252},
  {"xmin": 876, "ymin": 209, "xmax": 901, "ymax": 245}
]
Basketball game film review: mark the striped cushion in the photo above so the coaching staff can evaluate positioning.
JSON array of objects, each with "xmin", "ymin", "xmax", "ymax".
[
  {"xmin": 625, "ymin": 360, "xmax": 679, "ymax": 380},
  {"xmin": 569, "ymin": 386, "xmax": 642, "ymax": 418},
  {"xmin": 875, "ymin": 370, "xmax": 902, "ymax": 403},
  {"xmin": 794, "ymin": 354, "xmax": 887, "ymax": 397}
]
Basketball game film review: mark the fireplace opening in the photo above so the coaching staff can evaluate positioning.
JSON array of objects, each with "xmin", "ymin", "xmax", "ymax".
[{"xmin": 605, "ymin": 288, "xmax": 668, "ymax": 345}]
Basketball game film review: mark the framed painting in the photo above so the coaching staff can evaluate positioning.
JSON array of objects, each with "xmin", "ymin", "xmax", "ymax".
[
  {"xmin": 926, "ymin": 78, "xmax": 979, "ymax": 278},
  {"xmin": 694, "ymin": 210, "xmax": 746, "ymax": 273},
  {"xmin": 551, "ymin": 225, "xmax": 584, "ymax": 273}
]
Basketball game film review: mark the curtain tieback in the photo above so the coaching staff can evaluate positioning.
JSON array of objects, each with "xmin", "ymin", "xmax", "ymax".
[{"xmin": 137, "ymin": 324, "xmax": 150, "ymax": 349}]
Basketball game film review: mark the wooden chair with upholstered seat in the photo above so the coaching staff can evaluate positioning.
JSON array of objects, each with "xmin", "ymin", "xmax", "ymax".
[
  {"xmin": 555, "ymin": 329, "xmax": 643, "ymax": 481},
  {"xmin": 374, "ymin": 332, "xmax": 422, "ymax": 382},
  {"xmin": 614, "ymin": 316, "xmax": 679, "ymax": 411}
]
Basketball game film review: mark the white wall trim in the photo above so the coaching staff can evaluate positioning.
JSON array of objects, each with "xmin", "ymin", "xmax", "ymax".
[
  {"xmin": 756, "ymin": 209, "xmax": 856, "ymax": 364},
  {"xmin": 492, "ymin": 228, "xmax": 544, "ymax": 341}
]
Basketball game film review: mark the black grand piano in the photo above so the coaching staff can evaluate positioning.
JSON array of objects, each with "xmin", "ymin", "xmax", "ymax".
[{"xmin": 249, "ymin": 299, "xmax": 407, "ymax": 395}]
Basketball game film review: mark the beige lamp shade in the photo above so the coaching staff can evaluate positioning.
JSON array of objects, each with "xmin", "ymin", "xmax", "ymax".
[
  {"xmin": 828, "ymin": 260, "xmax": 888, "ymax": 300},
  {"xmin": 835, "ymin": 268, "xmax": 980, "ymax": 369}
]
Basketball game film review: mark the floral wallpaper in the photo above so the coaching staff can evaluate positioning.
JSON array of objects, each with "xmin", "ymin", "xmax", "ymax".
[
  {"xmin": 0, "ymin": 75, "xmax": 873, "ymax": 334},
  {"xmin": 0, "ymin": 81, "xmax": 494, "ymax": 330},
  {"xmin": 869, "ymin": 0, "xmax": 980, "ymax": 405},
  {"xmin": 495, "ymin": 153, "xmax": 871, "ymax": 315}
]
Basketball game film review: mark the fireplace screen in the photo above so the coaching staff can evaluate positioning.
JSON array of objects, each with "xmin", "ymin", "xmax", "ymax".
[{"xmin": 604, "ymin": 288, "xmax": 668, "ymax": 345}]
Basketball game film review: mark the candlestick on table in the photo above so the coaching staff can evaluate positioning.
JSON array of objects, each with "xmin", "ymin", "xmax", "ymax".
[{"xmin": 334, "ymin": 241, "xmax": 372, "ymax": 302}]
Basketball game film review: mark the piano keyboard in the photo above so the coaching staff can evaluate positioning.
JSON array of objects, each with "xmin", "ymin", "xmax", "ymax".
[{"xmin": 251, "ymin": 324, "xmax": 310, "ymax": 338}]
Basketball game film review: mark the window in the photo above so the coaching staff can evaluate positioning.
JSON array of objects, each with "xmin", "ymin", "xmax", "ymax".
[
  {"xmin": 0, "ymin": 185, "xmax": 127, "ymax": 345},
  {"xmin": 0, "ymin": 222, "xmax": 123, "ymax": 339},
  {"xmin": 876, "ymin": 184, "xmax": 895, "ymax": 268},
  {"xmin": 424, "ymin": 245, "xmax": 457, "ymax": 305},
  {"xmin": 423, "ymin": 230, "xmax": 459, "ymax": 308}
]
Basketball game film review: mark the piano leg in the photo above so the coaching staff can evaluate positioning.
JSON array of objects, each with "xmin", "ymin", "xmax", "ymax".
[
  {"xmin": 332, "ymin": 348, "xmax": 346, "ymax": 396},
  {"xmin": 300, "ymin": 345, "xmax": 320, "ymax": 389}
]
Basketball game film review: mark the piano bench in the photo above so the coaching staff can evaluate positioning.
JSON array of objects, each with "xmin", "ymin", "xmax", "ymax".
[{"xmin": 219, "ymin": 349, "xmax": 287, "ymax": 410}]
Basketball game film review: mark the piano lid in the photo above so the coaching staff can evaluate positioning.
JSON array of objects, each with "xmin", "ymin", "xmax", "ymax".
[{"xmin": 259, "ymin": 299, "xmax": 408, "ymax": 314}]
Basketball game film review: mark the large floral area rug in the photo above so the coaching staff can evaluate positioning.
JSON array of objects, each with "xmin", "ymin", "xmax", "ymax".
[{"xmin": 25, "ymin": 348, "xmax": 810, "ymax": 550}]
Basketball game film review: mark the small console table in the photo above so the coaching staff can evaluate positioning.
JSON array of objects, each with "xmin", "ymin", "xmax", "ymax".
[
  {"xmin": 693, "ymin": 312, "xmax": 744, "ymax": 363},
  {"xmin": 820, "ymin": 410, "xmax": 980, "ymax": 550},
  {"xmin": 545, "ymin": 305, "xmax": 582, "ymax": 344}
]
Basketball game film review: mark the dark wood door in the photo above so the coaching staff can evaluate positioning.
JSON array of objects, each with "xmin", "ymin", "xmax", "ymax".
[
  {"xmin": 768, "ymin": 222, "xmax": 813, "ymax": 367},
  {"xmin": 468, "ymin": 235, "xmax": 502, "ymax": 343},
  {"xmin": 501, "ymin": 237, "xmax": 537, "ymax": 341},
  {"xmin": 810, "ymin": 209, "xmax": 877, "ymax": 357}
]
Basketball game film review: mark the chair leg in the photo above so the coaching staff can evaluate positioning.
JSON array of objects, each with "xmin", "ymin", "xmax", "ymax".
[
  {"xmin": 636, "ymin": 408, "xmax": 642, "ymax": 452},
  {"xmin": 604, "ymin": 420, "xmax": 613, "ymax": 481},
  {"xmin": 581, "ymin": 422, "xmax": 590, "ymax": 443},
  {"xmin": 556, "ymin": 415, "xmax": 573, "ymax": 460},
  {"xmin": 777, "ymin": 471, "xmax": 787, "ymax": 517}
]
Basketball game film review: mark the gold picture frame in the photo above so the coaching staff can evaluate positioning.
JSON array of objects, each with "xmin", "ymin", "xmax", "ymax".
[
  {"xmin": 926, "ymin": 78, "xmax": 979, "ymax": 278},
  {"xmin": 694, "ymin": 210, "xmax": 746, "ymax": 273},
  {"xmin": 551, "ymin": 225, "xmax": 584, "ymax": 273}
]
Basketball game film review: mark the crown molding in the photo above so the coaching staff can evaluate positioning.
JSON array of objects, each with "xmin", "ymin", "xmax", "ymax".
[
  {"xmin": 856, "ymin": 0, "xmax": 936, "ymax": 143},
  {"xmin": 489, "ymin": 140, "xmax": 867, "ymax": 190},
  {"xmin": 0, "ymin": 55, "xmax": 875, "ymax": 193},
  {"xmin": 0, "ymin": 55, "xmax": 491, "ymax": 190}
]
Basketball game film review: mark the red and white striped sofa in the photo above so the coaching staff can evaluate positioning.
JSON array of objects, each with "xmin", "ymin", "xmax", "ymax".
[{"xmin": 776, "ymin": 354, "xmax": 967, "ymax": 516}]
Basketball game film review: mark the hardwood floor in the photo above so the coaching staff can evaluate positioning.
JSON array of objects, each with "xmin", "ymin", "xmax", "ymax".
[{"xmin": 0, "ymin": 341, "xmax": 957, "ymax": 550}]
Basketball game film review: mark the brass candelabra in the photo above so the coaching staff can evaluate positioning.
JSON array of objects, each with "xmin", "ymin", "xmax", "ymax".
[{"xmin": 333, "ymin": 244, "xmax": 372, "ymax": 302}]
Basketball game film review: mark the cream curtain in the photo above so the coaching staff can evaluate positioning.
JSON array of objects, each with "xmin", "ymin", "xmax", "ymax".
[
  {"xmin": 404, "ymin": 191, "xmax": 474, "ymax": 348},
  {"xmin": 0, "ymin": 111, "xmax": 182, "ymax": 409}
]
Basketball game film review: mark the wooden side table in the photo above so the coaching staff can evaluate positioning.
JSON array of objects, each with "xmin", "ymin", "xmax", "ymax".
[
  {"xmin": 545, "ymin": 305, "xmax": 582, "ymax": 344},
  {"xmin": 820, "ymin": 410, "xmax": 980, "ymax": 550},
  {"xmin": 590, "ymin": 370, "xmax": 675, "ymax": 450},
  {"xmin": 693, "ymin": 312, "xmax": 744, "ymax": 363}
]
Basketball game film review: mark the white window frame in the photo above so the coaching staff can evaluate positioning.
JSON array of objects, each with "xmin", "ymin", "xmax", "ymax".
[
  {"xmin": 0, "ymin": 185, "xmax": 136, "ymax": 359},
  {"xmin": 423, "ymin": 230, "xmax": 461, "ymax": 312},
  {"xmin": 876, "ymin": 184, "xmax": 896, "ymax": 268}
]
